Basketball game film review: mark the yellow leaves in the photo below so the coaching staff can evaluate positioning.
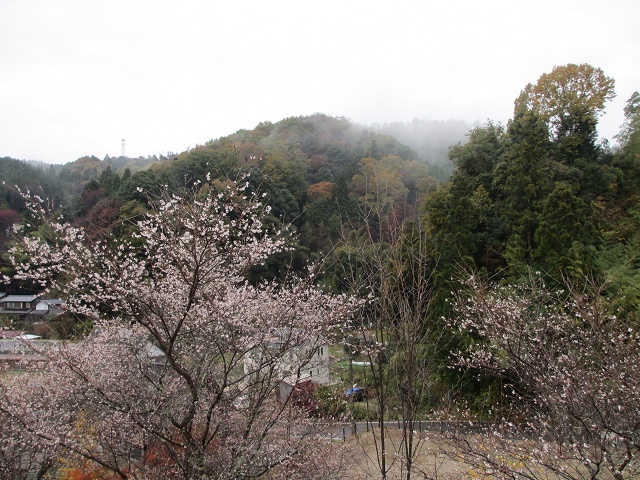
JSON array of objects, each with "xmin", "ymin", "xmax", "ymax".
[
  {"xmin": 307, "ymin": 182, "xmax": 333, "ymax": 201},
  {"xmin": 58, "ymin": 441, "xmax": 116, "ymax": 480},
  {"xmin": 73, "ymin": 409, "xmax": 97, "ymax": 439},
  {"xmin": 352, "ymin": 156, "xmax": 408, "ymax": 209},
  {"xmin": 57, "ymin": 461, "xmax": 116, "ymax": 480},
  {"xmin": 516, "ymin": 63, "xmax": 616, "ymax": 136}
]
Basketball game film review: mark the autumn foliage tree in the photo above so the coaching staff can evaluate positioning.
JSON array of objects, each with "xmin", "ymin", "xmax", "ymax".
[
  {"xmin": 515, "ymin": 63, "xmax": 616, "ymax": 141},
  {"xmin": 1, "ymin": 178, "xmax": 358, "ymax": 479}
]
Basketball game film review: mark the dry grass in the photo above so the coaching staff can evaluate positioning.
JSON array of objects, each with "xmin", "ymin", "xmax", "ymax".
[
  {"xmin": 344, "ymin": 428, "xmax": 472, "ymax": 479},
  {"xmin": 343, "ymin": 428, "xmax": 598, "ymax": 480}
]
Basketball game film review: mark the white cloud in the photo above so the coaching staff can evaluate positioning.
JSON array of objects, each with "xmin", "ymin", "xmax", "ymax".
[{"xmin": 1, "ymin": 0, "xmax": 638, "ymax": 163}]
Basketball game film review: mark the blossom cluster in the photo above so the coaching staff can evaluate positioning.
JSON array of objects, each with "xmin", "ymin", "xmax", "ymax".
[
  {"xmin": 449, "ymin": 273, "xmax": 640, "ymax": 478},
  {"xmin": 1, "ymin": 179, "xmax": 359, "ymax": 479}
]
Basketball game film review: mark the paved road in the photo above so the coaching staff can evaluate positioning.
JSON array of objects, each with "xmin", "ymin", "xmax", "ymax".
[{"xmin": 326, "ymin": 420, "xmax": 492, "ymax": 440}]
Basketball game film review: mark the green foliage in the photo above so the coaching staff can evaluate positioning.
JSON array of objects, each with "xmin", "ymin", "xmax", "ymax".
[
  {"xmin": 617, "ymin": 91, "xmax": 640, "ymax": 154},
  {"xmin": 423, "ymin": 122, "xmax": 509, "ymax": 317},
  {"xmin": 168, "ymin": 146, "xmax": 241, "ymax": 187},
  {"xmin": 312, "ymin": 385, "xmax": 347, "ymax": 419},
  {"xmin": 118, "ymin": 170, "xmax": 161, "ymax": 205},
  {"xmin": 351, "ymin": 156, "xmax": 408, "ymax": 215},
  {"xmin": 449, "ymin": 121, "xmax": 505, "ymax": 190},
  {"xmin": 612, "ymin": 92, "xmax": 640, "ymax": 199},
  {"xmin": 385, "ymin": 343, "xmax": 441, "ymax": 410},
  {"xmin": 98, "ymin": 166, "xmax": 121, "ymax": 194},
  {"xmin": 494, "ymin": 111, "xmax": 553, "ymax": 267},
  {"xmin": 593, "ymin": 200, "xmax": 640, "ymax": 319},
  {"xmin": 0, "ymin": 157, "xmax": 60, "ymax": 210},
  {"xmin": 534, "ymin": 182, "xmax": 595, "ymax": 277},
  {"xmin": 422, "ymin": 64, "xmax": 631, "ymax": 326}
]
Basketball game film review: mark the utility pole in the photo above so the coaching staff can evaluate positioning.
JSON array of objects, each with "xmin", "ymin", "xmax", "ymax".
[
  {"xmin": 349, "ymin": 344, "xmax": 356, "ymax": 436},
  {"xmin": 121, "ymin": 139, "xmax": 126, "ymax": 157}
]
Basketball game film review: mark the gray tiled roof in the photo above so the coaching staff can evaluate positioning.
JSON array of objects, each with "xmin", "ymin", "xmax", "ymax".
[{"xmin": 1, "ymin": 295, "xmax": 40, "ymax": 303}]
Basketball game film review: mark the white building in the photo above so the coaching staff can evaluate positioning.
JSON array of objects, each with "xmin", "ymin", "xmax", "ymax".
[{"xmin": 243, "ymin": 330, "xmax": 331, "ymax": 401}]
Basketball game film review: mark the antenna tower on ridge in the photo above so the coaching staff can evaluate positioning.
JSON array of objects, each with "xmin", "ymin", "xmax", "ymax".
[{"xmin": 121, "ymin": 139, "xmax": 126, "ymax": 157}]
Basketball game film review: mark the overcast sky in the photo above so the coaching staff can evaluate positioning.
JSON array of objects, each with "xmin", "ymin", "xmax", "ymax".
[{"xmin": 1, "ymin": 0, "xmax": 638, "ymax": 164}]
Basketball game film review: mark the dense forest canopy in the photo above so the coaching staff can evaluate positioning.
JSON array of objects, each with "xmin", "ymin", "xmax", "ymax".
[
  {"xmin": 424, "ymin": 64, "xmax": 640, "ymax": 314},
  {"xmin": 1, "ymin": 114, "xmax": 452, "ymax": 277}
]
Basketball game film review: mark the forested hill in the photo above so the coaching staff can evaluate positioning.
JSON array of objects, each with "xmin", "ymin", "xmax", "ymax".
[
  {"xmin": 1, "ymin": 114, "xmax": 450, "ymax": 268},
  {"xmin": 3, "ymin": 69, "xmax": 640, "ymax": 314}
]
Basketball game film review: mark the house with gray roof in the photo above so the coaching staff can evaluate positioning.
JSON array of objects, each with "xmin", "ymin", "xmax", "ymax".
[{"xmin": 0, "ymin": 294, "xmax": 64, "ymax": 319}]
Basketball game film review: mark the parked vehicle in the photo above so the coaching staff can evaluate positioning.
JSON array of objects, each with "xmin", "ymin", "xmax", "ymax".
[{"xmin": 344, "ymin": 385, "xmax": 367, "ymax": 402}]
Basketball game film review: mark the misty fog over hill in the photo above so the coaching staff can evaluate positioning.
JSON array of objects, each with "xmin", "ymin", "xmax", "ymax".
[{"xmin": 368, "ymin": 119, "xmax": 477, "ymax": 165}]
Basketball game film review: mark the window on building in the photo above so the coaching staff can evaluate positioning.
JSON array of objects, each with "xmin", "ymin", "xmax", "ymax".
[{"xmin": 6, "ymin": 302, "xmax": 25, "ymax": 309}]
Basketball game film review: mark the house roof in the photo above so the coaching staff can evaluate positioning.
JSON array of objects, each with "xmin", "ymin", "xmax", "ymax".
[
  {"xmin": 0, "ymin": 330, "xmax": 27, "ymax": 339},
  {"xmin": 15, "ymin": 334, "xmax": 41, "ymax": 340},
  {"xmin": 143, "ymin": 342, "xmax": 165, "ymax": 358},
  {"xmin": 1, "ymin": 295, "xmax": 41, "ymax": 303}
]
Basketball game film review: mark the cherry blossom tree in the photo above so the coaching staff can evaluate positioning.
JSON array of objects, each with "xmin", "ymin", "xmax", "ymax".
[
  {"xmin": 445, "ymin": 272, "xmax": 640, "ymax": 479},
  {"xmin": 1, "ymin": 178, "xmax": 358, "ymax": 479},
  {"xmin": 0, "ymin": 378, "xmax": 59, "ymax": 480}
]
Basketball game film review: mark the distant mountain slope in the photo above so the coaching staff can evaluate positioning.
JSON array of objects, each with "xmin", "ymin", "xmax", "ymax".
[{"xmin": 204, "ymin": 113, "xmax": 465, "ymax": 183}]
